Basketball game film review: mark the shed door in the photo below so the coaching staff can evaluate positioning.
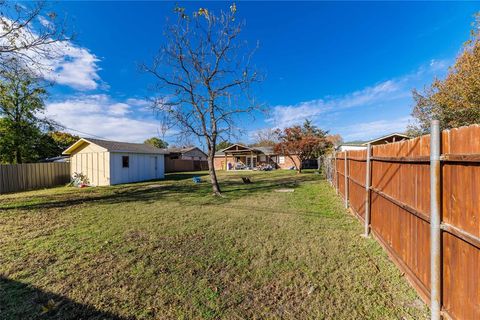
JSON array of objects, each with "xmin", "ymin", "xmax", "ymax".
[{"xmin": 151, "ymin": 156, "xmax": 158, "ymax": 178}]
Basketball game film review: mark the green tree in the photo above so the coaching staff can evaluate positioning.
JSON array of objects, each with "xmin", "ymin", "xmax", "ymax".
[
  {"xmin": 215, "ymin": 140, "xmax": 233, "ymax": 152},
  {"xmin": 0, "ymin": 64, "xmax": 49, "ymax": 163},
  {"xmin": 274, "ymin": 120, "xmax": 332, "ymax": 173},
  {"xmin": 144, "ymin": 137, "xmax": 168, "ymax": 149},
  {"xmin": 31, "ymin": 131, "xmax": 80, "ymax": 160},
  {"xmin": 409, "ymin": 13, "xmax": 480, "ymax": 135},
  {"xmin": 49, "ymin": 131, "xmax": 79, "ymax": 150}
]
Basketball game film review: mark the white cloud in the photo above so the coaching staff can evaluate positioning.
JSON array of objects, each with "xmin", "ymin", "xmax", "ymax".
[
  {"xmin": 125, "ymin": 98, "xmax": 150, "ymax": 107},
  {"xmin": 38, "ymin": 16, "xmax": 53, "ymax": 28},
  {"xmin": 0, "ymin": 17, "xmax": 102, "ymax": 90},
  {"xmin": 45, "ymin": 94, "xmax": 167, "ymax": 142},
  {"xmin": 267, "ymin": 59, "xmax": 450, "ymax": 141},
  {"xmin": 108, "ymin": 103, "xmax": 131, "ymax": 116},
  {"xmin": 42, "ymin": 44, "xmax": 101, "ymax": 90},
  {"xmin": 268, "ymin": 79, "xmax": 404, "ymax": 128},
  {"xmin": 339, "ymin": 116, "xmax": 412, "ymax": 141}
]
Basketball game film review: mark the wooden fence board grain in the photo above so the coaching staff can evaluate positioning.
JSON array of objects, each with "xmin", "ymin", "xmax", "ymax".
[
  {"xmin": 0, "ymin": 162, "xmax": 70, "ymax": 194},
  {"xmin": 327, "ymin": 124, "xmax": 480, "ymax": 319}
]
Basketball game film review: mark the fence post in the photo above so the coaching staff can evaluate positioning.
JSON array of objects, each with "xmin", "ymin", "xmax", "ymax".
[
  {"xmin": 430, "ymin": 120, "xmax": 441, "ymax": 320},
  {"xmin": 334, "ymin": 152, "xmax": 338, "ymax": 194},
  {"xmin": 344, "ymin": 151, "xmax": 349, "ymax": 208},
  {"xmin": 364, "ymin": 143, "xmax": 372, "ymax": 236}
]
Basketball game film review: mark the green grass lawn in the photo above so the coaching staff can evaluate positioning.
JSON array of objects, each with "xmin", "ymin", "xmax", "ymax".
[{"xmin": 0, "ymin": 170, "xmax": 428, "ymax": 319}]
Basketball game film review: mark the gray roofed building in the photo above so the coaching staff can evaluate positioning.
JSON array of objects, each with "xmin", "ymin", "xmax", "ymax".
[
  {"xmin": 63, "ymin": 138, "xmax": 169, "ymax": 155},
  {"xmin": 165, "ymin": 146, "xmax": 207, "ymax": 160},
  {"xmin": 62, "ymin": 137, "xmax": 168, "ymax": 186}
]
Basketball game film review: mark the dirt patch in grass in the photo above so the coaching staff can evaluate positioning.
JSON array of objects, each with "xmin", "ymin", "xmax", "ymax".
[{"xmin": 0, "ymin": 171, "xmax": 429, "ymax": 319}]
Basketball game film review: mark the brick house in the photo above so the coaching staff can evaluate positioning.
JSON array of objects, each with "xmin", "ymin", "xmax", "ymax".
[
  {"xmin": 165, "ymin": 147, "xmax": 207, "ymax": 160},
  {"xmin": 214, "ymin": 144, "xmax": 300, "ymax": 171}
]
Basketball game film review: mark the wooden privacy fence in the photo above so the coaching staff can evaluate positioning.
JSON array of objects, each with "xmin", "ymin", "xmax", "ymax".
[
  {"xmin": 0, "ymin": 162, "xmax": 70, "ymax": 194},
  {"xmin": 327, "ymin": 122, "xmax": 480, "ymax": 320},
  {"xmin": 165, "ymin": 159, "xmax": 208, "ymax": 173}
]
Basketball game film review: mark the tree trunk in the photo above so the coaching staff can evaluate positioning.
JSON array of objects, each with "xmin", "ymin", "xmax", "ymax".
[
  {"xmin": 14, "ymin": 139, "xmax": 22, "ymax": 164},
  {"xmin": 207, "ymin": 153, "xmax": 222, "ymax": 196}
]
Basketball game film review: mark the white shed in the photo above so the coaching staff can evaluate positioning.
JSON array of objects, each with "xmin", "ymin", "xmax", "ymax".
[{"xmin": 63, "ymin": 138, "xmax": 168, "ymax": 186}]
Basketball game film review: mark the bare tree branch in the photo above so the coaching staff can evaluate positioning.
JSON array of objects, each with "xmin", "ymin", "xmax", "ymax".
[
  {"xmin": 0, "ymin": 1, "xmax": 73, "ymax": 73},
  {"xmin": 142, "ymin": 4, "xmax": 262, "ymax": 195}
]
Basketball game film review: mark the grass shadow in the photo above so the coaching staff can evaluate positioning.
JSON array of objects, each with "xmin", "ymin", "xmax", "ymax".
[
  {"xmin": 0, "ymin": 276, "xmax": 128, "ymax": 320},
  {"xmin": 0, "ymin": 172, "xmax": 322, "ymax": 211}
]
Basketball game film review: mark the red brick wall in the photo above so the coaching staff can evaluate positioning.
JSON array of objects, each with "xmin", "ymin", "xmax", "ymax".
[
  {"xmin": 276, "ymin": 155, "xmax": 300, "ymax": 169},
  {"xmin": 214, "ymin": 155, "xmax": 235, "ymax": 170}
]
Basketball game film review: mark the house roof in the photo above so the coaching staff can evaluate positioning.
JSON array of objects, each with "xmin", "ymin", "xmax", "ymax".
[
  {"xmin": 63, "ymin": 138, "xmax": 169, "ymax": 155},
  {"xmin": 363, "ymin": 133, "xmax": 409, "ymax": 145},
  {"xmin": 166, "ymin": 146, "xmax": 207, "ymax": 156},
  {"xmin": 253, "ymin": 146, "xmax": 275, "ymax": 155},
  {"xmin": 338, "ymin": 133, "xmax": 410, "ymax": 149},
  {"xmin": 215, "ymin": 144, "xmax": 275, "ymax": 156},
  {"xmin": 167, "ymin": 147, "xmax": 196, "ymax": 153}
]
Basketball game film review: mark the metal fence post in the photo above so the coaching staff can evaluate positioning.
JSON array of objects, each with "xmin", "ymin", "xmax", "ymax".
[
  {"xmin": 364, "ymin": 143, "xmax": 372, "ymax": 236},
  {"xmin": 430, "ymin": 120, "xmax": 441, "ymax": 320},
  {"xmin": 344, "ymin": 151, "xmax": 349, "ymax": 208},
  {"xmin": 334, "ymin": 152, "xmax": 338, "ymax": 194}
]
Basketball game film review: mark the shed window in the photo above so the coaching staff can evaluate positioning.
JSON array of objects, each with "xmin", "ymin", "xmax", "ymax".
[{"xmin": 122, "ymin": 156, "xmax": 129, "ymax": 168}]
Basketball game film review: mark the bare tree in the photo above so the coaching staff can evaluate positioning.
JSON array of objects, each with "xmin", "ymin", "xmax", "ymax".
[
  {"xmin": 0, "ymin": 1, "xmax": 72, "ymax": 71},
  {"xmin": 142, "ymin": 4, "xmax": 261, "ymax": 195},
  {"xmin": 250, "ymin": 128, "xmax": 278, "ymax": 147}
]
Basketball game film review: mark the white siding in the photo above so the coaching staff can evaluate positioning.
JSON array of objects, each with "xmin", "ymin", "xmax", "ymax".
[
  {"xmin": 70, "ymin": 144, "xmax": 110, "ymax": 186},
  {"xmin": 110, "ymin": 153, "xmax": 165, "ymax": 185}
]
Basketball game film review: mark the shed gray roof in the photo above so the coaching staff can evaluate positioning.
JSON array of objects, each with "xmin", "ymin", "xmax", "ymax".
[{"xmin": 63, "ymin": 138, "xmax": 169, "ymax": 155}]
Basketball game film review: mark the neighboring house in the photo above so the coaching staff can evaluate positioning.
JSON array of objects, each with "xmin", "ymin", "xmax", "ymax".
[
  {"xmin": 337, "ymin": 133, "xmax": 410, "ymax": 151},
  {"xmin": 337, "ymin": 143, "xmax": 369, "ymax": 152},
  {"xmin": 165, "ymin": 147, "xmax": 207, "ymax": 160},
  {"xmin": 63, "ymin": 138, "xmax": 168, "ymax": 186},
  {"xmin": 214, "ymin": 144, "xmax": 300, "ymax": 170},
  {"xmin": 164, "ymin": 146, "xmax": 208, "ymax": 172}
]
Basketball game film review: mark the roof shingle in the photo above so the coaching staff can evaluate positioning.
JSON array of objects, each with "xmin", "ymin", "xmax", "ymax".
[{"xmin": 63, "ymin": 138, "xmax": 169, "ymax": 155}]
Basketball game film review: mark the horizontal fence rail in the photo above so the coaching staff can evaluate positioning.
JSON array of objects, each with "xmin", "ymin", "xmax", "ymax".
[
  {"xmin": 0, "ymin": 162, "xmax": 70, "ymax": 194},
  {"xmin": 326, "ymin": 123, "xmax": 480, "ymax": 320}
]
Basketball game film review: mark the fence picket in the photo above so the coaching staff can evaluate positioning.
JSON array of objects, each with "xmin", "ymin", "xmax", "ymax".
[
  {"xmin": 325, "ymin": 122, "xmax": 480, "ymax": 320},
  {"xmin": 0, "ymin": 162, "xmax": 70, "ymax": 194}
]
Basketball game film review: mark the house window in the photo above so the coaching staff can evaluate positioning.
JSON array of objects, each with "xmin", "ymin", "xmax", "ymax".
[
  {"xmin": 259, "ymin": 155, "xmax": 266, "ymax": 162},
  {"xmin": 122, "ymin": 156, "xmax": 129, "ymax": 168},
  {"xmin": 279, "ymin": 156, "xmax": 285, "ymax": 164}
]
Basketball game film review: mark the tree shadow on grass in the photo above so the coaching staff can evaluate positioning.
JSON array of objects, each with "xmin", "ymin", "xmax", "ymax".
[
  {"xmin": 0, "ymin": 172, "xmax": 321, "ymax": 211},
  {"xmin": 0, "ymin": 276, "xmax": 128, "ymax": 320}
]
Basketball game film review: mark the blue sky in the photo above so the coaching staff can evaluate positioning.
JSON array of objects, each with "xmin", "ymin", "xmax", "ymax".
[{"xmin": 39, "ymin": 1, "xmax": 480, "ymax": 144}]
